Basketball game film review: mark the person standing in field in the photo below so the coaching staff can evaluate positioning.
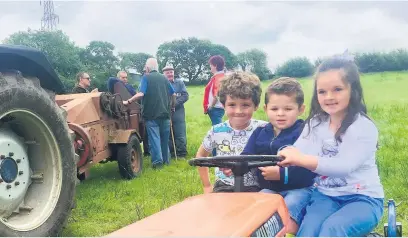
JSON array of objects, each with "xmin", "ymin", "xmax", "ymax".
[
  {"xmin": 162, "ymin": 64, "xmax": 189, "ymax": 158},
  {"xmin": 124, "ymin": 58, "xmax": 176, "ymax": 169},
  {"xmin": 203, "ymin": 55, "xmax": 226, "ymax": 126}
]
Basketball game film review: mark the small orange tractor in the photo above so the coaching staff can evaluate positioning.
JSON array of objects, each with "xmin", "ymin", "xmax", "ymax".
[
  {"xmin": 108, "ymin": 155, "xmax": 403, "ymax": 237},
  {"xmin": 108, "ymin": 155, "xmax": 290, "ymax": 237}
]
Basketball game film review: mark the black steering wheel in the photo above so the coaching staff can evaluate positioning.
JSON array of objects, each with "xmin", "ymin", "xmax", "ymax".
[{"xmin": 189, "ymin": 155, "xmax": 284, "ymax": 192}]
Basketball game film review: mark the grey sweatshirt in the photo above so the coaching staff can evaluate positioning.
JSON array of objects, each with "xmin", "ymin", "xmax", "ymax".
[{"xmin": 294, "ymin": 113, "xmax": 384, "ymax": 198}]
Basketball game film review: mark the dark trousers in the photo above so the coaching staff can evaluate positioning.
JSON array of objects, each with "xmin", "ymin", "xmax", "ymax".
[
  {"xmin": 169, "ymin": 107, "xmax": 187, "ymax": 157},
  {"xmin": 139, "ymin": 122, "xmax": 150, "ymax": 156}
]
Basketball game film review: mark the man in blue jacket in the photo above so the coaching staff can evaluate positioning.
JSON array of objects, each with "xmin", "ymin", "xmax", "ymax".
[
  {"xmin": 107, "ymin": 71, "xmax": 137, "ymax": 96},
  {"xmin": 162, "ymin": 65, "xmax": 189, "ymax": 158}
]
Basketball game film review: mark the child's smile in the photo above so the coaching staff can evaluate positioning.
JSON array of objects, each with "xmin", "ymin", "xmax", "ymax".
[
  {"xmin": 316, "ymin": 70, "xmax": 351, "ymax": 118},
  {"xmin": 324, "ymin": 101, "xmax": 339, "ymax": 108},
  {"xmin": 224, "ymin": 96, "xmax": 257, "ymax": 130}
]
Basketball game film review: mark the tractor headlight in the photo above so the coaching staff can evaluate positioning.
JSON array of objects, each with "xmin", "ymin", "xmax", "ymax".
[{"xmin": 251, "ymin": 212, "xmax": 284, "ymax": 237}]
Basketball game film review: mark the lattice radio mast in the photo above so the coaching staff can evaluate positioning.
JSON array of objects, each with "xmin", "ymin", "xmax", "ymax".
[{"xmin": 40, "ymin": 0, "xmax": 59, "ymax": 31}]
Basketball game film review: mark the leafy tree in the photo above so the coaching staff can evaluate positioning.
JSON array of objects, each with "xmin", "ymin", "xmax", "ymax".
[
  {"xmin": 237, "ymin": 49, "xmax": 271, "ymax": 80},
  {"xmin": 275, "ymin": 57, "xmax": 314, "ymax": 78},
  {"xmin": 209, "ymin": 44, "xmax": 238, "ymax": 70},
  {"xmin": 79, "ymin": 41, "xmax": 120, "ymax": 91},
  {"xmin": 237, "ymin": 49, "xmax": 267, "ymax": 71},
  {"xmin": 354, "ymin": 49, "xmax": 408, "ymax": 73},
  {"xmin": 156, "ymin": 37, "xmax": 236, "ymax": 84},
  {"xmin": 3, "ymin": 29, "xmax": 84, "ymax": 82},
  {"xmin": 79, "ymin": 41, "xmax": 118, "ymax": 72},
  {"xmin": 118, "ymin": 52, "xmax": 153, "ymax": 73}
]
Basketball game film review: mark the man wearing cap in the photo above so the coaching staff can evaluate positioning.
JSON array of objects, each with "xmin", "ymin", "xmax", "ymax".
[{"xmin": 163, "ymin": 64, "xmax": 189, "ymax": 158}]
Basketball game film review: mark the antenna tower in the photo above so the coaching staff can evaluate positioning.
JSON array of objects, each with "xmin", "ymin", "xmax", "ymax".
[{"xmin": 40, "ymin": 0, "xmax": 59, "ymax": 31}]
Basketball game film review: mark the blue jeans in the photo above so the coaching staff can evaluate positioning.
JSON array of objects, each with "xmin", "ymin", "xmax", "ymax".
[
  {"xmin": 260, "ymin": 186, "xmax": 314, "ymax": 225},
  {"xmin": 297, "ymin": 189, "xmax": 384, "ymax": 237},
  {"xmin": 145, "ymin": 119, "xmax": 171, "ymax": 166},
  {"xmin": 207, "ymin": 107, "xmax": 224, "ymax": 126}
]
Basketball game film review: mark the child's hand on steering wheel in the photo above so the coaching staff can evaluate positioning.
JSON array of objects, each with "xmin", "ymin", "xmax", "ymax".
[
  {"xmin": 258, "ymin": 166, "xmax": 280, "ymax": 180},
  {"xmin": 277, "ymin": 146, "xmax": 305, "ymax": 167}
]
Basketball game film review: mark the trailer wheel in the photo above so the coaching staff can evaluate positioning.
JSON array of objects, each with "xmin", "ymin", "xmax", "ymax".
[
  {"xmin": 116, "ymin": 134, "xmax": 143, "ymax": 179},
  {"xmin": 0, "ymin": 71, "xmax": 76, "ymax": 236}
]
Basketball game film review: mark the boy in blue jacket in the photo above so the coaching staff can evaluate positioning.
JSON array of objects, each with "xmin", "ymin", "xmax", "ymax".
[{"xmin": 241, "ymin": 77, "xmax": 316, "ymax": 236}]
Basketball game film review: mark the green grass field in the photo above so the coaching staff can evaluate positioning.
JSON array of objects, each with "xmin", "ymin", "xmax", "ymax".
[{"xmin": 62, "ymin": 71, "xmax": 408, "ymax": 237}]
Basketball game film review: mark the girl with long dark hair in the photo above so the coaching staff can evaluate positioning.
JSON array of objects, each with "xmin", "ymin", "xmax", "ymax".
[{"xmin": 277, "ymin": 55, "xmax": 384, "ymax": 236}]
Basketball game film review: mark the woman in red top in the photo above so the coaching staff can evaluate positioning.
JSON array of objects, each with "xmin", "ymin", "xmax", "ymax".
[{"xmin": 203, "ymin": 55, "xmax": 226, "ymax": 126}]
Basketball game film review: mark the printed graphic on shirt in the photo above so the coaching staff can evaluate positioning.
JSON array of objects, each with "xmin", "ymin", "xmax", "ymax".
[
  {"xmin": 318, "ymin": 176, "xmax": 347, "ymax": 188},
  {"xmin": 314, "ymin": 138, "xmax": 348, "ymax": 188},
  {"xmin": 320, "ymin": 139, "xmax": 338, "ymax": 157},
  {"xmin": 216, "ymin": 139, "xmax": 236, "ymax": 154},
  {"xmin": 202, "ymin": 119, "xmax": 267, "ymax": 187}
]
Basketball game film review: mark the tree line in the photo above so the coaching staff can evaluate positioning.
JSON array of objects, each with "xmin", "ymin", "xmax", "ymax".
[
  {"xmin": 2, "ymin": 29, "xmax": 407, "ymax": 92},
  {"xmin": 2, "ymin": 29, "xmax": 271, "ymax": 91},
  {"xmin": 275, "ymin": 49, "xmax": 408, "ymax": 78}
]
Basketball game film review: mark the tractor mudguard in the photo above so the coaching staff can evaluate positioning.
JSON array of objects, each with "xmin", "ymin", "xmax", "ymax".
[{"xmin": 0, "ymin": 44, "xmax": 65, "ymax": 94}]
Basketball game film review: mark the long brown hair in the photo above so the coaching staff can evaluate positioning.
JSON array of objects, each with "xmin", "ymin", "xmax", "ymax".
[{"xmin": 305, "ymin": 56, "xmax": 370, "ymax": 143}]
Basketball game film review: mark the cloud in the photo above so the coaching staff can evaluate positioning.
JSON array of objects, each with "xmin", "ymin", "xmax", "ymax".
[{"xmin": 1, "ymin": 1, "xmax": 408, "ymax": 70}]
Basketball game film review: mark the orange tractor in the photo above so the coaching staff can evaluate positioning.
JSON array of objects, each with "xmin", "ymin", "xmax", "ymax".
[
  {"xmin": 108, "ymin": 155, "xmax": 403, "ymax": 237},
  {"xmin": 108, "ymin": 155, "xmax": 291, "ymax": 237}
]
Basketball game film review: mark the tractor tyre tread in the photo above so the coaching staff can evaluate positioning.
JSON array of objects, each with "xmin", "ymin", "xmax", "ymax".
[{"xmin": 0, "ymin": 71, "xmax": 76, "ymax": 237}]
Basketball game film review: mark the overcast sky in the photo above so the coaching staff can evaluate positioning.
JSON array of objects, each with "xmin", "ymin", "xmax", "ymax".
[{"xmin": 1, "ymin": 1, "xmax": 408, "ymax": 69}]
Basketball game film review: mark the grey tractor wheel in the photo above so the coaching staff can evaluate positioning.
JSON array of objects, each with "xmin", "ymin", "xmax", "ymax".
[
  {"xmin": 116, "ymin": 134, "xmax": 143, "ymax": 179},
  {"xmin": 0, "ymin": 71, "xmax": 76, "ymax": 236}
]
